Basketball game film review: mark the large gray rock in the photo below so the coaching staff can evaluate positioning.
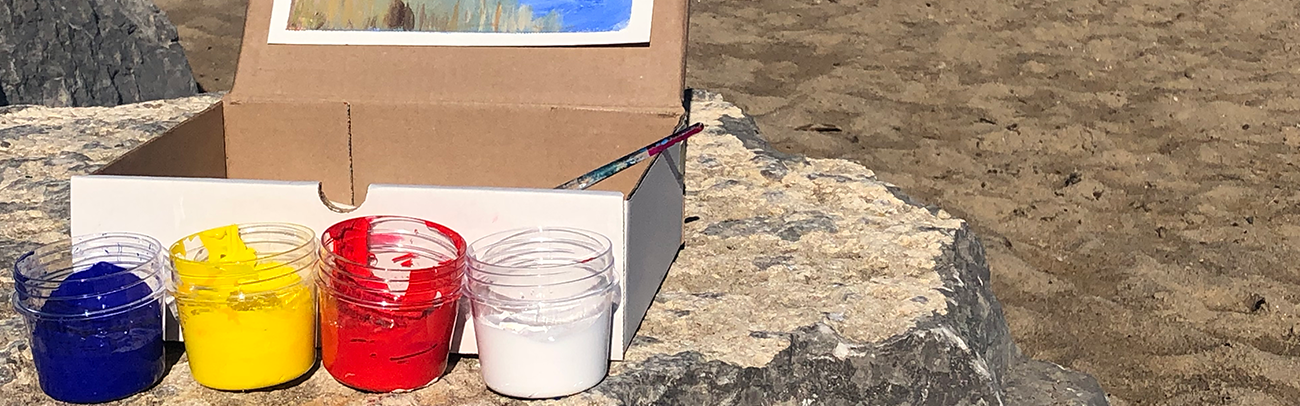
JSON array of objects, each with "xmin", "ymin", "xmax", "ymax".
[
  {"xmin": 0, "ymin": 0, "xmax": 198, "ymax": 107},
  {"xmin": 0, "ymin": 90, "xmax": 1109, "ymax": 405}
]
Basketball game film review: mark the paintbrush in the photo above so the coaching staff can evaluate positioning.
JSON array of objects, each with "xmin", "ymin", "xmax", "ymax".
[{"xmin": 556, "ymin": 123, "xmax": 705, "ymax": 190}]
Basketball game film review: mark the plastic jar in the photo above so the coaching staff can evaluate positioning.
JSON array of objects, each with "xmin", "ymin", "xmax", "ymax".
[
  {"xmin": 12, "ymin": 233, "xmax": 168, "ymax": 403},
  {"xmin": 317, "ymin": 216, "xmax": 466, "ymax": 392},
  {"xmin": 168, "ymin": 223, "xmax": 318, "ymax": 391},
  {"xmin": 466, "ymin": 227, "xmax": 620, "ymax": 399}
]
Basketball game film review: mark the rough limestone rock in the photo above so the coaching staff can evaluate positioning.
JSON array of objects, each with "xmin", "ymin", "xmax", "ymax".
[
  {"xmin": 0, "ymin": 90, "xmax": 1109, "ymax": 405},
  {"xmin": 0, "ymin": 0, "xmax": 198, "ymax": 107}
]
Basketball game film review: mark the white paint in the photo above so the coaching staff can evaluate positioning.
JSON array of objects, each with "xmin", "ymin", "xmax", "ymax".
[{"xmin": 474, "ymin": 310, "xmax": 613, "ymax": 398}]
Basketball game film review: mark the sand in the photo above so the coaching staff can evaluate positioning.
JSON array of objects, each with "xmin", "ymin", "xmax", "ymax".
[
  {"xmin": 152, "ymin": 0, "xmax": 1300, "ymax": 403},
  {"xmin": 156, "ymin": 0, "xmax": 246, "ymax": 92}
]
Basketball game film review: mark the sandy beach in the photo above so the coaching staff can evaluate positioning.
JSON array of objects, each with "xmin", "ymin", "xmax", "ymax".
[{"xmin": 153, "ymin": 0, "xmax": 1300, "ymax": 403}]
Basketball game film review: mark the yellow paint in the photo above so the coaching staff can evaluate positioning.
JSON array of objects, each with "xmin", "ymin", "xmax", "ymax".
[{"xmin": 171, "ymin": 225, "xmax": 317, "ymax": 391}]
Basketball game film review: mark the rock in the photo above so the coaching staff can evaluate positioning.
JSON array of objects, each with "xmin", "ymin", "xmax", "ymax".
[
  {"xmin": 1004, "ymin": 358, "xmax": 1111, "ymax": 405},
  {"xmin": 0, "ymin": 90, "xmax": 1109, "ymax": 405},
  {"xmin": 0, "ymin": 0, "xmax": 199, "ymax": 107}
]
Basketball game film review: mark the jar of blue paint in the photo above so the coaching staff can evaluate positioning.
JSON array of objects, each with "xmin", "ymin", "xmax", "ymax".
[{"xmin": 12, "ymin": 233, "xmax": 169, "ymax": 403}]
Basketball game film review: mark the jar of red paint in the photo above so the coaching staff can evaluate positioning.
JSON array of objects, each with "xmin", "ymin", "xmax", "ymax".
[{"xmin": 316, "ymin": 215, "xmax": 466, "ymax": 392}]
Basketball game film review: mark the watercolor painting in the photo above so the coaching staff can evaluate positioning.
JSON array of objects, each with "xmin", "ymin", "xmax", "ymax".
[{"xmin": 268, "ymin": 0, "xmax": 653, "ymax": 46}]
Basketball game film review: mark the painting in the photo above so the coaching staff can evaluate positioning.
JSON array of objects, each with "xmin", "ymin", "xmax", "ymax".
[{"xmin": 267, "ymin": 0, "xmax": 653, "ymax": 46}]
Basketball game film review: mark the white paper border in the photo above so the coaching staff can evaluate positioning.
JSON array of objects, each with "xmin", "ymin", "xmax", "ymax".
[{"xmin": 267, "ymin": 0, "xmax": 653, "ymax": 46}]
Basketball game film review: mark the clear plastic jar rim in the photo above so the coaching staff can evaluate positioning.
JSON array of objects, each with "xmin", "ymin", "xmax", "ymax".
[
  {"xmin": 169, "ymin": 275, "xmax": 315, "ymax": 299},
  {"xmin": 169, "ymin": 222, "xmax": 317, "ymax": 276},
  {"xmin": 319, "ymin": 259, "xmax": 465, "ymax": 284},
  {"xmin": 466, "ymin": 226, "xmax": 613, "ymax": 275},
  {"xmin": 320, "ymin": 215, "xmax": 467, "ymax": 272},
  {"xmin": 16, "ymin": 271, "xmax": 167, "ymax": 303},
  {"xmin": 11, "ymin": 286, "xmax": 167, "ymax": 321},
  {"xmin": 463, "ymin": 276, "xmax": 618, "ymax": 306},
  {"xmin": 464, "ymin": 263, "xmax": 614, "ymax": 290},
  {"xmin": 320, "ymin": 263, "xmax": 463, "ymax": 282},
  {"xmin": 316, "ymin": 270, "xmax": 462, "ymax": 295},
  {"xmin": 170, "ymin": 257, "xmax": 315, "ymax": 289},
  {"xmin": 315, "ymin": 277, "xmax": 461, "ymax": 309},
  {"xmin": 14, "ymin": 232, "xmax": 166, "ymax": 285},
  {"xmin": 319, "ymin": 242, "xmax": 466, "ymax": 275}
]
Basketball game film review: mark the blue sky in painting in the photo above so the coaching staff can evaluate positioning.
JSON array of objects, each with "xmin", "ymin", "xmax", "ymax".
[{"xmin": 515, "ymin": 0, "xmax": 634, "ymax": 32}]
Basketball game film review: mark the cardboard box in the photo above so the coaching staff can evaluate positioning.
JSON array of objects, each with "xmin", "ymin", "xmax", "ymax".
[{"xmin": 68, "ymin": 0, "xmax": 690, "ymax": 360}]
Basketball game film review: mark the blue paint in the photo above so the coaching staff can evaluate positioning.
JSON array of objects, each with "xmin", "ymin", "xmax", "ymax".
[
  {"xmin": 516, "ymin": 0, "xmax": 633, "ymax": 32},
  {"xmin": 25, "ymin": 261, "xmax": 164, "ymax": 404}
]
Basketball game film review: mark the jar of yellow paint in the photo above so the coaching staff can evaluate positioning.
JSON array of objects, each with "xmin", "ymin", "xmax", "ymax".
[{"xmin": 168, "ymin": 223, "xmax": 318, "ymax": 391}]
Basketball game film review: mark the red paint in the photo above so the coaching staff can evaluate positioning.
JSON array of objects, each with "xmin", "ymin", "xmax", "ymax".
[
  {"xmin": 318, "ymin": 216, "xmax": 466, "ymax": 392},
  {"xmin": 318, "ymin": 288, "xmax": 458, "ymax": 392}
]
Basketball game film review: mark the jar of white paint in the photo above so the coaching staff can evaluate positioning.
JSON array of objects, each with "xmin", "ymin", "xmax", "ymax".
[{"xmin": 465, "ymin": 227, "xmax": 619, "ymax": 399}]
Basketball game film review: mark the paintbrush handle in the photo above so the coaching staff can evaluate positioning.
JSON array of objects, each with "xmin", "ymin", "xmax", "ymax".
[{"xmin": 556, "ymin": 123, "xmax": 704, "ymax": 190}]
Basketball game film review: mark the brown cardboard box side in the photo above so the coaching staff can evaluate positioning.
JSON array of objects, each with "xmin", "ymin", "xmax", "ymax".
[
  {"xmin": 350, "ymin": 102, "xmax": 682, "ymax": 203},
  {"xmin": 96, "ymin": 103, "xmax": 227, "ymax": 179},
  {"xmin": 224, "ymin": 100, "xmax": 354, "ymax": 203}
]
